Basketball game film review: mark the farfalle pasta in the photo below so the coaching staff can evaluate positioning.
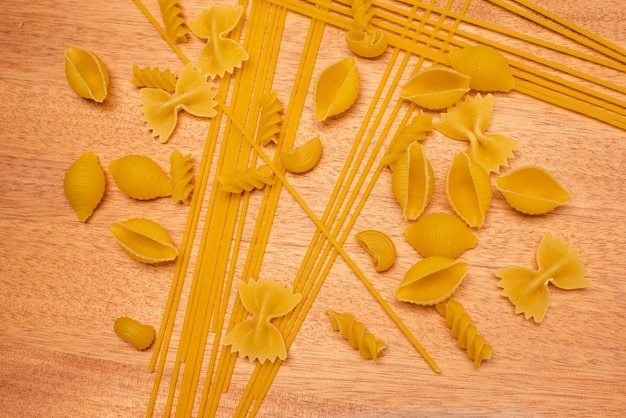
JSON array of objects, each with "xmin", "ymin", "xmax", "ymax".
[
  {"xmin": 257, "ymin": 90, "xmax": 283, "ymax": 146},
  {"xmin": 496, "ymin": 232, "xmax": 589, "ymax": 323},
  {"xmin": 281, "ymin": 137, "xmax": 322, "ymax": 174},
  {"xmin": 218, "ymin": 164, "xmax": 275, "ymax": 193},
  {"xmin": 108, "ymin": 155, "xmax": 172, "ymax": 200},
  {"xmin": 131, "ymin": 65, "xmax": 177, "ymax": 91},
  {"xmin": 355, "ymin": 229, "xmax": 396, "ymax": 272},
  {"xmin": 187, "ymin": 5, "xmax": 249, "ymax": 78},
  {"xmin": 169, "ymin": 149, "xmax": 194, "ymax": 205},
  {"xmin": 390, "ymin": 141, "xmax": 434, "ymax": 220},
  {"xmin": 63, "ymin": 151, "xmax": 106, "ymax": 222},
  {"xmin": 114, "ymin": 316, "xmax": 155, "ymax": 351},
  {"xmin": 140, "ymin": 63, "xmax": 217, "ymax": 143},
  {"xmin": 224, "ymin": 278, "xmax": 302, "ymax": 363},
  {"xmin": 436, "ymin": 299, "xmax": 493, "ymax": 367},
  {"xmin": 382, "ymin": 112, "xmax": 433, "ymax": 168},
  {"xmin": 434, "ymin": 93, "xmax": 518, "ymax": 174},
  {"xmin": 404, "ymin": 213, "xmax": 477, "ymax": 259},
  {"xmin": 110, "ymin": 218, "xmax": 179, "ymax": 264},
  {"xmin": 158, "ymin": 0, "xmax": 188, "ymax": 43},
  {"xmin": 401, "ymin": 66, "xmax": 470, "ymax": 110},
  {"xmin": 64, "ymin": 46, "xmax": 109, "ymax": 103},
  {"xmin": 448, "ymin": 45, "xmax": 515, "ymax": 92},
  {"xmin": 314, "ymin": 56, "xmax": 360, "ymax": 121},
  {"xmin": 326, "ymin": 309, "xmax": 386, "ymax": 360},
  {"xmin": 345, "ymin": 0, "xmax": 388, "ymax": 58}
]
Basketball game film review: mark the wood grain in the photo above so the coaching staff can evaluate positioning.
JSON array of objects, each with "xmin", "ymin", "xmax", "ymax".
[{"xmin": 1, "ymin": 0, "xmax": 625, "ymax": 416}]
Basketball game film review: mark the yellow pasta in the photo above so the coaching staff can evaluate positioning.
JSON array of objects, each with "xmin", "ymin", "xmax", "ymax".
[
  {"xmin": 187, "ymin": 5, "xmax": 249, "ymax": 78},
  {"xmin": 436, "ymin": 299, "xmax": 493, "ymax": 367},
  {"xmin": 400, "ymin": 66, "xmax": 470, "ymax": 110},
  {"xmin": 382, "ymin": 112, "xmax": 433, "ymax": 168},
  {"xmin": 434, "ymin": 93, "xmax": 518, "ymax": 174},
  {"xmin": 448, "ymin": 44, "xmax": 515, "ymax": 92},
  {"xmin": 390, "ymin": 141, "xmax": 434, "ymax": 221},
  {"xmin": 64, "ymin": 46, "xmax": 109, "ymax": 103},
  {"xmin": 345, "ymin": 0, "xmax": 387, "ymax": 58},
  {"xmin": 281, "ymin": 136, "xmax": 322, "ymax": 174},
  {"xmin": 158, "ymin": 0, "xmax": 188, "ymax": 43},
  {"xmin": 257, "ymin": 90, "xmax": 283, "ymax": 146},
  {"xmin": 218, "ymin": 164, "xmax": 275, "ymax": 193},
  {"xmin": 495, "ymin": 165, "xmax": 571, "ymax": 215},
  {"xmin": 110, "ymin": 218, "xmax": 178, "ymax": 264},
  {"xmin": 314, "ymin": 56, "xmax": 360, "ymax": 121},
  {"xmin": 169, "ymin": 149, "xmax": 194, "ymax": 205},
  {"xmin": 404, "ymin": 213, "xmax": 478, "ymax": 259},
  {"xmin": 355, "ymin": 229, "xmax": 397, "ymax": 272},
  {"xmin": 114, "ymin": 316, "xmax": 155, "ymax": 351},
  {"xmin": 140, "ymin": 63, "xmax": 217, "ymax": 143},
  {"xmin": 224, "ymin": 278, "xmax": 302, "ymax": 363},
  {"xmin": 395, "ymin": 256, "xmax": 468, "ymax": 306},
  {"xmin": 496, "ymin": 232, "xmax": 589, "ymax": 323},
  {"xmin": 131, "ymin": 65, "xmax": 177, "ymax": 91},
  {"xmin": 63, "ymin": 151, "xmax": 106, "ymax": 223},
  {"xmin": 326, "ymin": 309, "xmax": 386, "ymax": 360},
  {"xmin": 108, "ymin": 155, "xmax": 172, "ymax": 200},
  {"xmin": 446, "ymin": 151, "xmax": 493, "ymax": 228}
]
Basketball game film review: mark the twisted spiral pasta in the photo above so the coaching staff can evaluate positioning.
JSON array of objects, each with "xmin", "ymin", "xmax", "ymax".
[
  {"xmin": 218, "ymin": 164, "xmax": 275, "ymax": 193},
  {"xmin": 158, "ymin": 0, "xmax": 188, "ymax": 43},
  {"xmin": 435, "ymin": 299, "xmax": 492, "ymax": 367},
  {"xmin": 326, "ymin": 309, "xmax": 386, "ymax": 360},
  {"xmin": 169, "ymin": 149, "xmax": 194, "ymax": 204},
  {"xmin": 257, "ymin": 90, "xmax": 283, "ymax": 146},
  {"xmin": 131, "ymin": 65, "xmax": 177, "ymax": 91},
  {"xmin": 345, "ymin": 0, "xmax": 388, "ymax": 58},
  {"xmin": 382, "ymin": 112, "xmax": 432, "ymax": 167}
]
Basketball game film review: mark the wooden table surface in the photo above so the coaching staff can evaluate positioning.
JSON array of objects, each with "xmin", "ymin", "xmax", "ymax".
[{"xmin": 2, "ymin": 0, "xmax": 625, "ymax": 416}]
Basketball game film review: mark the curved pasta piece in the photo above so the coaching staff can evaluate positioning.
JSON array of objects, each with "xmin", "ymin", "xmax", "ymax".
[
  {"xmin": 495, "ymin": 166, "xmax": 570, "ymax": 215},
  {"xmin": 436, "ymin": 299, "xmax": 493, "ymax": 367},
  {"xmin": 158, "ymin": 0, "xmax": 188, "ymax": 43},
  {"xmin": 170, "ymin": 149, "xmax": 194, "ymax": 205},
  {"xmin": 224, "ymin": 278, "xmax": 302, "ymax": 363},
  {"xmin": 110, "ymin": 218, "xmax": 178, "ymax": 264},
  {"xmin": 355, "ymin": 229, "xmax": 397, "ymax": 272},
  {"xmin": 434, "ymin": 94, "xmax": 518, "ymax": 173},
  {"xmin": 257, "ymin": 90, "xmax": 283, "ymax": 146},
  {"xmin": 131, "ymin": 65, "xmax": 177, "ymax": 91},
  {"xmin": 496, "ymin": 232, "xmax": 589, "ymax": 322},
  {"xmin": 108, "ymin": 155, "xmax": 172, "ymax": 200},
  {"xmin": 345, "ymin": 29, "xmax": 388, "ymax": 58},
  {"xmin": 140, "ymin": 63, "xmax": 217, "ymax": 143},
  {"xmin": 281, "ymin": 137, "xmax": 322, "ymax": 174},
  {"xmin": 395, "ymin": 256, "xmax": 468, "ymax": 305},
  {"xmin": 405, "ymin": 212, "xmax": 478, "ymax": 259},
  {"xmin": 218, "ymin": 164, "xmax": 275, "ymax": 193},
  {"xmin": 382, "ymin": 112, "xmax": 433, "ymax": 168},
  {"xmin": 64, "ymin": 46, "xmax": 109, "ymax": 103},
  {"xmin": 314, "ymin": 57, "xmax": 360, "ymax": 121},
  {"xmin": 63, "ymin": 151, "xmax": 106, "ymax": 222},
  {"xmin": 350, "ymin": 0, "xmax": 375, "ymax": 31},
  {"xmin": 448, "ymin": 45, "xmax": 515, "ymax": 92},
  {"xmin": 446, "ymin": 151, "xmax": 493, "ymax": 228},
  {"xmin": 187, "ymin": 5, "xmax": 249, "ymax": 78},
  {"xmin": 401, "ymin": 67, "xmax": 470, "ymax": 110},
  {"xmin": 391, "ymin": 141, "xmax": 434, "ymax": 220},
  {"xmin": 113, "ymin": 317, "xmax": 155, "ymax": 351},
  {"xmin": 326, "ymin": 309, "xmax": 386, "ymax": 360}
]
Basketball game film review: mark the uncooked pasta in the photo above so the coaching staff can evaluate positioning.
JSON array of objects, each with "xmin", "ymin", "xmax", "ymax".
[
  {"xmin": 326, "ymin": 309, "xmax": 386, "ymax": 360},
  {"xmin": 108, "ymin": 155, "xmax": 172, "ymax": 200},
  {"xmin": 64, "ymin": 46, "xmax": 109, "ymax": 103},
  {"xmin": 314, "ymin": 56, "xmax": 360, "ymax": 121},
  {"xmin": 110, "ymin": 218, "xmax": 178, "ymax": 264}
]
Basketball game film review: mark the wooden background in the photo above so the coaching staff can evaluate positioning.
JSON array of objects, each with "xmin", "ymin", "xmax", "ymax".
[{"xmin": 1, "ymin": 0, "xmax": 625, "ymax": 416}]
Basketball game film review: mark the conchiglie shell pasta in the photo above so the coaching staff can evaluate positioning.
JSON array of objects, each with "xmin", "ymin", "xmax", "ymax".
[
  {"xmin": 64, "ymin": 46, "xmax": 109, "ymax": 103},
  {"xmin": 110, "ymin": 218, "xmax": 178, "ymax": 264},
  {"xmin": 315, "ymin": 57, "xmax": 360, "ymax": 121},
  {"xmin": 395, "ymin": 256, "xmax": 468, "ymax": 305},
  {"xmin": 355, "ymin": 229, "xmax": 397, "ymax": 272},
  {"xmin": 446, "ymin": 152, "xmax": 493, "ymax": 228},
  {"xmin": 391, "ymin": 141, "xmax": 434, "ymax": 220},
  {"xmin": 405, "ymin": 213, "xmax": 478, "ymax": 259},
  {"xmin": 401, "ymin": 67, "xmax": 470, "ymax": 110},
  {"xmin": 108, "ymin": 155, "xmax": 172, "ymax": 200},
  {"xmin": 448, "ymin": 45, "xmax": 515, "ymax": 92},
  {"xmin": 495, "ymin": 166, "xmax": 570, "ymax": 215},
  {"xmin": 281, "ymin": 137, "xmax": 322, "ymax": 174},
  {"xmin": 63, "ymin": 151, "xmax": 106, "ymax": 222}
]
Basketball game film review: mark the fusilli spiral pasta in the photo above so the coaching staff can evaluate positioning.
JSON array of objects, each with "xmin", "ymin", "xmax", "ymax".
[
  {"xmin": 131, "ymin": 65, "xmax": 177, "ymax": 91},
  {"xmin": 257, "ymin": 90, "xmax": 283, "ymax": 146},
  {"xmin": 169, "ymin": 149, "xmax": 194, "ymax": 204},
  {"xmin": 218, "ymin": 164, "xmax": 275, "ymax": 193},
  {"xmin": 326, "ymin": 309, "xmax": 386, "ymax": 360},
  {"xmin": 158, "ymin": 0, "xmax": 188, "ymax": 43}
]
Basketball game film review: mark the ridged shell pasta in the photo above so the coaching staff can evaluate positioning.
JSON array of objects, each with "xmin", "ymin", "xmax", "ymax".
[
  {"xmin": 326, "ymin": 309, "xmax": 386, "ymax": 360},
  {"xmin": 391, "ymin": 141, "xmax": 434, "ymax": 221},
  {"xmin": 355, "ymin": 229, "xmax": 397, "ymax": 272},
  {"xmin": 108, "ymin": 155, "xmax": 172, "ymax": 200},
  {"xmin": 170, "ymin": 149, "xmax": 194, "ymax": 205},
  {"xmin": 405, "ymin": 213, "xmax": 478, "ymax": 259},
  {"xmin": 64, "ymin": 46, "xmax": 109, "ymax": 103},
  {"xmin": 218, "ymin": 164, "xmax": 275, "ymax": 193},
  {"xmin": 400, "ymin": 67, "xmax": 470, "ymax": 110},
  {"xmin": 496, "ymin": 232, "xmax": 589, "ymax": 323},
  {"xmin": 131, "ymin": 65, "xmax": 177, "ymax": 91},
  {"xmin": 113, "ymin": 316, "xmax": 155, "ymax": 351},
  {"xmin": 495, "ymin": 166, "xmax": 571, "ymax": 215},
  {"xmin": 64, "ymin": 151, "xmax": 106, "ymax": 222},
  {"xmin": 314, "ymin": 56, "xmax": 360, "ymax": 121},
  {"xmin": 158, "ymin": 0, "xmax": 188, "ymax": 43},
  {"xmin": 446, "ymin": 151, "xmax": 493, "ymax": 228},
  {"xmin": 224, "ymin": 278, "xmax": 302, "ymax": 363},
  {"xmin": 434, "ymin": 94, "xmax": 518, "ymax": 174},
  {"xmin": 395, "ymin": 256, "xmax": 468, "ymax": 305},
  {"xmin": 436, "ymin": 299, "xmax": 493, "ymax": 367},
  {"xmin": 187, "ymin": 5, "xmax": 249, "ymax": 78},
  {"xmin": 257, "ymin": 90, "xmax": 283, "ymax": 146},
  {"xmin": 110, "ymin": 218, "xmax": 178, "ymax": 264},
  {"xmin": 448, "ymin": 45, "xmax": 515, "ymax": 92},
  {"xmin": 281, "ymin": 137, "xmax": 322, "ymax": 174},
  {"xmin": 382, "ymin": 112, "xmax": 433, "ymax": 168}
]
